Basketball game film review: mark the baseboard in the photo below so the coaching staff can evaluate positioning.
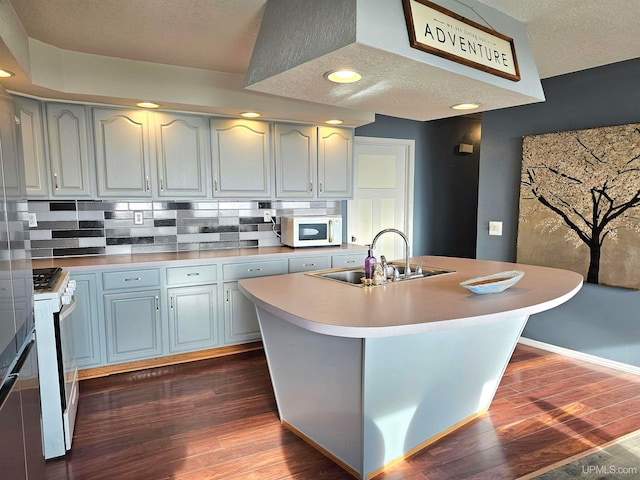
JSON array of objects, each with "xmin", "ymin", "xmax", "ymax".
[
  {"xmin": 518, "ymin": 337, "xmax": 640, "ymax": 375},
  {"xmin": 78, "ymin": 342, "xmax": 264, "ymax": 380}
]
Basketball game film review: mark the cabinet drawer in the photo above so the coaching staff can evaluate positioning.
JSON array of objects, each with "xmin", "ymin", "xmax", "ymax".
[
  {"xmin": 223, "ymin": 260, "xmax": 286, "ymax": 281},
  {"xmin": 331, "ymin": 253, "xmax": 365, "ymax": 268},
  {"xmin": 288, "ymin": 256, "xmax": 330, "ymax": 273},
  {"xmin": 167, "ymin": 265, "xmax": 217, "ymax": 286},
  {"xmin": 102, "ymin": 269, "xmax": 160, "ymax": 290}
]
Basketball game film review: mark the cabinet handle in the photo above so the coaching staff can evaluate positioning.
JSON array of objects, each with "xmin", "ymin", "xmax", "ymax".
[
  {"xmin": 160, "ymin": 176, "xmax": 164, "ymax": 191},
  {"xmin": 124, "ymin": 277, "xmax": 141, "ymax": 282},
  {"xmin": 146, "ymin": 176, "xmax": 150, "ymax": 191},
  {"xmin": 214, "ymin": 179, "xmax": 218, "ymax": 192},
  {"xmin": 303, "ymin": 263, "xmax": 316, "ymax": 267},
  {"xmin": 319, "ymin": 180, "xmax": 323, "ymax": 193},
  {"xmin": 170, "ymin": 295, "xmax": 174, "ymax": 309},
  {"xmin": 345, "ymin": 260, "xmax": 356, "ymax": 264},
  {"xmin": 155, "ymin": 296, "xmax": 159, "ymax": 311},
  {"xmin": 53, "ymin": 173, "xmax": 59, "ymax": 190},
  {"xmin": 247, "ymin": 268, "xmax": 262, "ymax": 272},
  {"xmin": 226, "ymin": 290, "xmax": 230, "ymax": 302},
  {"xmin": 310, "ymin": 180, "xmax": 313, "ymax": 193},
  {"xmin": 186, "ymin": 272, "xmax": 200, "ymax": 277}
]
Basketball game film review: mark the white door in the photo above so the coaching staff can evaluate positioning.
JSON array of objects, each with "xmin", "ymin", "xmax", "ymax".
[{"xmin": 348, "ymin": 137, "xmax": 415, "ymax": 262}]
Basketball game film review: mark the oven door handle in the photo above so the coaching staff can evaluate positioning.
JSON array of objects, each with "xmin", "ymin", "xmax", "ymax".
[{"xmin": 58, "ymin": 295, "xmax": 78, "ymax": 321}]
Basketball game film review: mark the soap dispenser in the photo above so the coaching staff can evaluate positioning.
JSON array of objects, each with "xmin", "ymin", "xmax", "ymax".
[{"xmin": 364, "ymin": 245, "xmax": 377, "ymax": 279}]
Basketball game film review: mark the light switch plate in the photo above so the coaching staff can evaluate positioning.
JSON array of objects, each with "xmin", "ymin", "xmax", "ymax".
[
  {"xmin": 28, "ymin": 212, "xmax": 38, "ymax": 227},
  {"xmin": 134, "ymin": 211, "xmax": 144, "ymax": 225},
  {"xmin": 263, "ymin": 211, "xmax": 272, "ymax": 222},
  {"xmin": 489, "ymin": 221, "xmax": 503, "ymax": 236}
]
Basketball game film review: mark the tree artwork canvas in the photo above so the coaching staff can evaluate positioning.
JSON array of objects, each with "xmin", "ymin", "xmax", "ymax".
[{"xmin": 517, "ymin": 123, "xmax": 640, "ymax": 290}]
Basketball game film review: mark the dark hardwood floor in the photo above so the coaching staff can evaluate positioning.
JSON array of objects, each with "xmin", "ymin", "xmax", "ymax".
[{"xmin": 43, "ymin": 344, "xmax": 640, "ymax": 480}]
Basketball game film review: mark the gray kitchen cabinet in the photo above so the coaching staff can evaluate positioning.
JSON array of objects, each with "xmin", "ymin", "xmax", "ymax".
[
  {"xmin": 166, "ymin": 264, "xmax": 219, "ymax": 353},
  {"xmin": 210, "ymin": 118, "xmax": 272, "ymax": 198},
  {"xmin": 154, "ymin": 112, "xmax": 209, "ymax": 198},
  {"xmin": 168, "ymin": 284, "xmax": 219, "ymax": 353},
  {"xmin": 274, "ymin": 123, "xmax": 317, "ymax": 198},
  {"xmin": 223, "ymin": 282, "xmax": 261, "ymax": 344},
  {"xmin": 68, "ymin": 273, "xmax": 102, "ymax": 368},
  {"xmin": 0, "ymin": 97, "xmax": 24, "ymax": 199},
  {"xmin": 288, "ymin": 255, "xmax": 330, "ymax": 273},
  {"xmin": 331, "ymin": 252, "xmax": 365, "ymax": 268},
  {"xmin": 93, "ymin": 108, "xmax": 153, "ymax": 197},
  {"xmin": 102, "ymin": 268, "xmax": 162, "ymax": 363},
  {"xmin": 317, "ymin": 126, "xmax": 353, "ymax": 199},
  {"xmin": 103, "ymin": 289, "xmax": 162, "ymax": 363},
  {"xmin": 14, "ymin": 96, "xmax": 48, "ymax": 197},
  {"xmin": 46, "ymin": 103, "xmax": 92, "ymax": 197},
  {"xmin": 222, "ymin": 258, "xmax": 285, "ymax": 344}
]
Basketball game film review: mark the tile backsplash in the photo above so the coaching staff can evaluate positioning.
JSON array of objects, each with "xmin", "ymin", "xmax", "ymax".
[{"xmin": 28, "ymin": 200, "xmax": 342, "ymax": 258}]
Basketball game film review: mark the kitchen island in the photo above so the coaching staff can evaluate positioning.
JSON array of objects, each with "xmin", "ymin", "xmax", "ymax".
[{"xmin": 238, "ymin": 256, "xmax": 583, "ymax": 479}]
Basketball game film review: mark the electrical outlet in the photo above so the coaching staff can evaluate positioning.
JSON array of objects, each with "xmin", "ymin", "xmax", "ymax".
[
  {"xmin": 134, "ymin": 211, "xmax": 144, "ymax": 225},
  {"xmin": 263, "ymin": 211, "xmax": 272, "ymax": 222},
  {"xmin": 28, "ymin": 212, "xmax": 38, "ymax": 228},
  {"xmin": 489, "ymin": 221, "xmax": 503, "ymax": 236}
]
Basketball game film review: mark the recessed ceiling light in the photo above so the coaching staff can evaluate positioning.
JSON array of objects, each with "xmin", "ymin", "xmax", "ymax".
[
  {"xmin": 452, "ymin": 103, "xmax": 481, "ymax": 110},
  {"xmin": 325, "ymin": 70, "xmax": 362, "ymax": 84},
  {"xmin": 136, "ymin": 102, "xmax": 159, "ymax": 109},
  {"xmin": 240, "ymin": 111, "xmax": 261, "ymax": 118},
  {"xmin": 325, "ymin": 119, "xmax": 344, "ymax": 125},
  {"xmin": 0, "ymin": 69, "xmax": 15, "ymax": 78}
]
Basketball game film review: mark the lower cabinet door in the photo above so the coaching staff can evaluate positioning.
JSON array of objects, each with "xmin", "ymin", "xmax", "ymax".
[
  {"xmin": 223, "ymin": 282, "xmax": 261, "ymax": 344},
  {"xmin": 168, "ymin": 284, "xmax": 219, "ymax": 353},
  {"xmin": 69, "ymin": 273, "xmax": 102, "ymax": 368},
  {"xmin": 104, "ymin": 290, "xmax": 162, "ymax": 363}
]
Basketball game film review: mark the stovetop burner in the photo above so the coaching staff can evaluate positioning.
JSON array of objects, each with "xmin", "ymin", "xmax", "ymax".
[{"xmin": 33, "ymin": 267, "xmax": 63, "ymax": 292}]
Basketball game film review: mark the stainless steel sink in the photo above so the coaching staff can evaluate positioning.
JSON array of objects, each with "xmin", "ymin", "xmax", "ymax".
[
  {"xmin": 318, "ymin": 269, "xmax": 366, "ymax": 285},
  {"xmin": 307, "ymin": 263, "xmax": 455, "ymax": 287}
]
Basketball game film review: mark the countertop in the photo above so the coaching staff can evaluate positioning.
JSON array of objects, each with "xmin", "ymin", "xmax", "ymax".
[
  {"xmin": 239, "ymin": 255, "xmax": 584, "ymax": 338},
  {"xmin": 31, "ymin": 244, "xmax": 367, "ymax": 271}
]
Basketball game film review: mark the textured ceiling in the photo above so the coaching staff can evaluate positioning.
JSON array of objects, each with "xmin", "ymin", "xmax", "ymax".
[
  {"xmin": 2, "ymin": 0, "xmax": 640, "ymax": 124},
  {"xmin": 477, "ymin": 0, "xmax": 640, "ymax": 78},
  {"xmin": 10, "ymin": 0, "xmax": 266, "ymax": 73}
]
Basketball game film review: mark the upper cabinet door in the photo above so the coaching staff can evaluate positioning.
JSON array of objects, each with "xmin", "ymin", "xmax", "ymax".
[
  {"xmin": 93, "ymin": 108, "xmax": 152, "ymax": 198},
  {"xmin": 274, "ymin": 123, "xmax": 317, "ymax": 198},
  {"xmin": 154, "ymin": 112, "xmax": 209, "ymax": 198},
  {"xmin": 46, "ymin": 103, "xmax": 92, "ymax": 197},
  {"xmin": 14, "ymin": 97, "xmax": 48, "ymax": 197},
  {"xmin": 210, "ymin": 119, "xmax": 272, "ymax": 198},
  {"xmin": 317, "ymin": 126, "xmax": 353, "ymax": 199}
]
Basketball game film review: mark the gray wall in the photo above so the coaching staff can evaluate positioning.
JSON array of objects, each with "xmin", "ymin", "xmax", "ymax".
[
  {"xmin": 478, "ymin": 58, "xmax": 640, "ymax": 367},
  {"xmin": 356, "ymin": 114, "xmax": 480, "ymax": 258}
]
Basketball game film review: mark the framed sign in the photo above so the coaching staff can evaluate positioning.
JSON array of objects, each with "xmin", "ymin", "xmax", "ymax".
[{"xmin": 402, "ymin": 0, "xmax": 520, "ymax": 81}]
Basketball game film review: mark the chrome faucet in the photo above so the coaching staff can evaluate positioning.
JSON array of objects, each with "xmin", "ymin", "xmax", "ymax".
[{"xmin": 371, "ymin": 228, "xmax": 411, "ymax": 279}]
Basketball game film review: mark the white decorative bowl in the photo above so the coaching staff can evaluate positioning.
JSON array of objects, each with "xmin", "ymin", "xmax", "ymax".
[{"xmin": 459, "ymin": 270, "xmax": 525, "ymax": 294}]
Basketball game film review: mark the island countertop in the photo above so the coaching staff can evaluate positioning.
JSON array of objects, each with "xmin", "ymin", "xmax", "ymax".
[{"xmin": 239, "ymin": 255, "xmax": 584, "ymax": 338}]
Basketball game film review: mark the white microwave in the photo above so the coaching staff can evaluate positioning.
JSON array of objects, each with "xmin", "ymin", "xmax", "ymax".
[{"xmin": 281, "ymin": 216, "xmax": 343, "ymax": 247}]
